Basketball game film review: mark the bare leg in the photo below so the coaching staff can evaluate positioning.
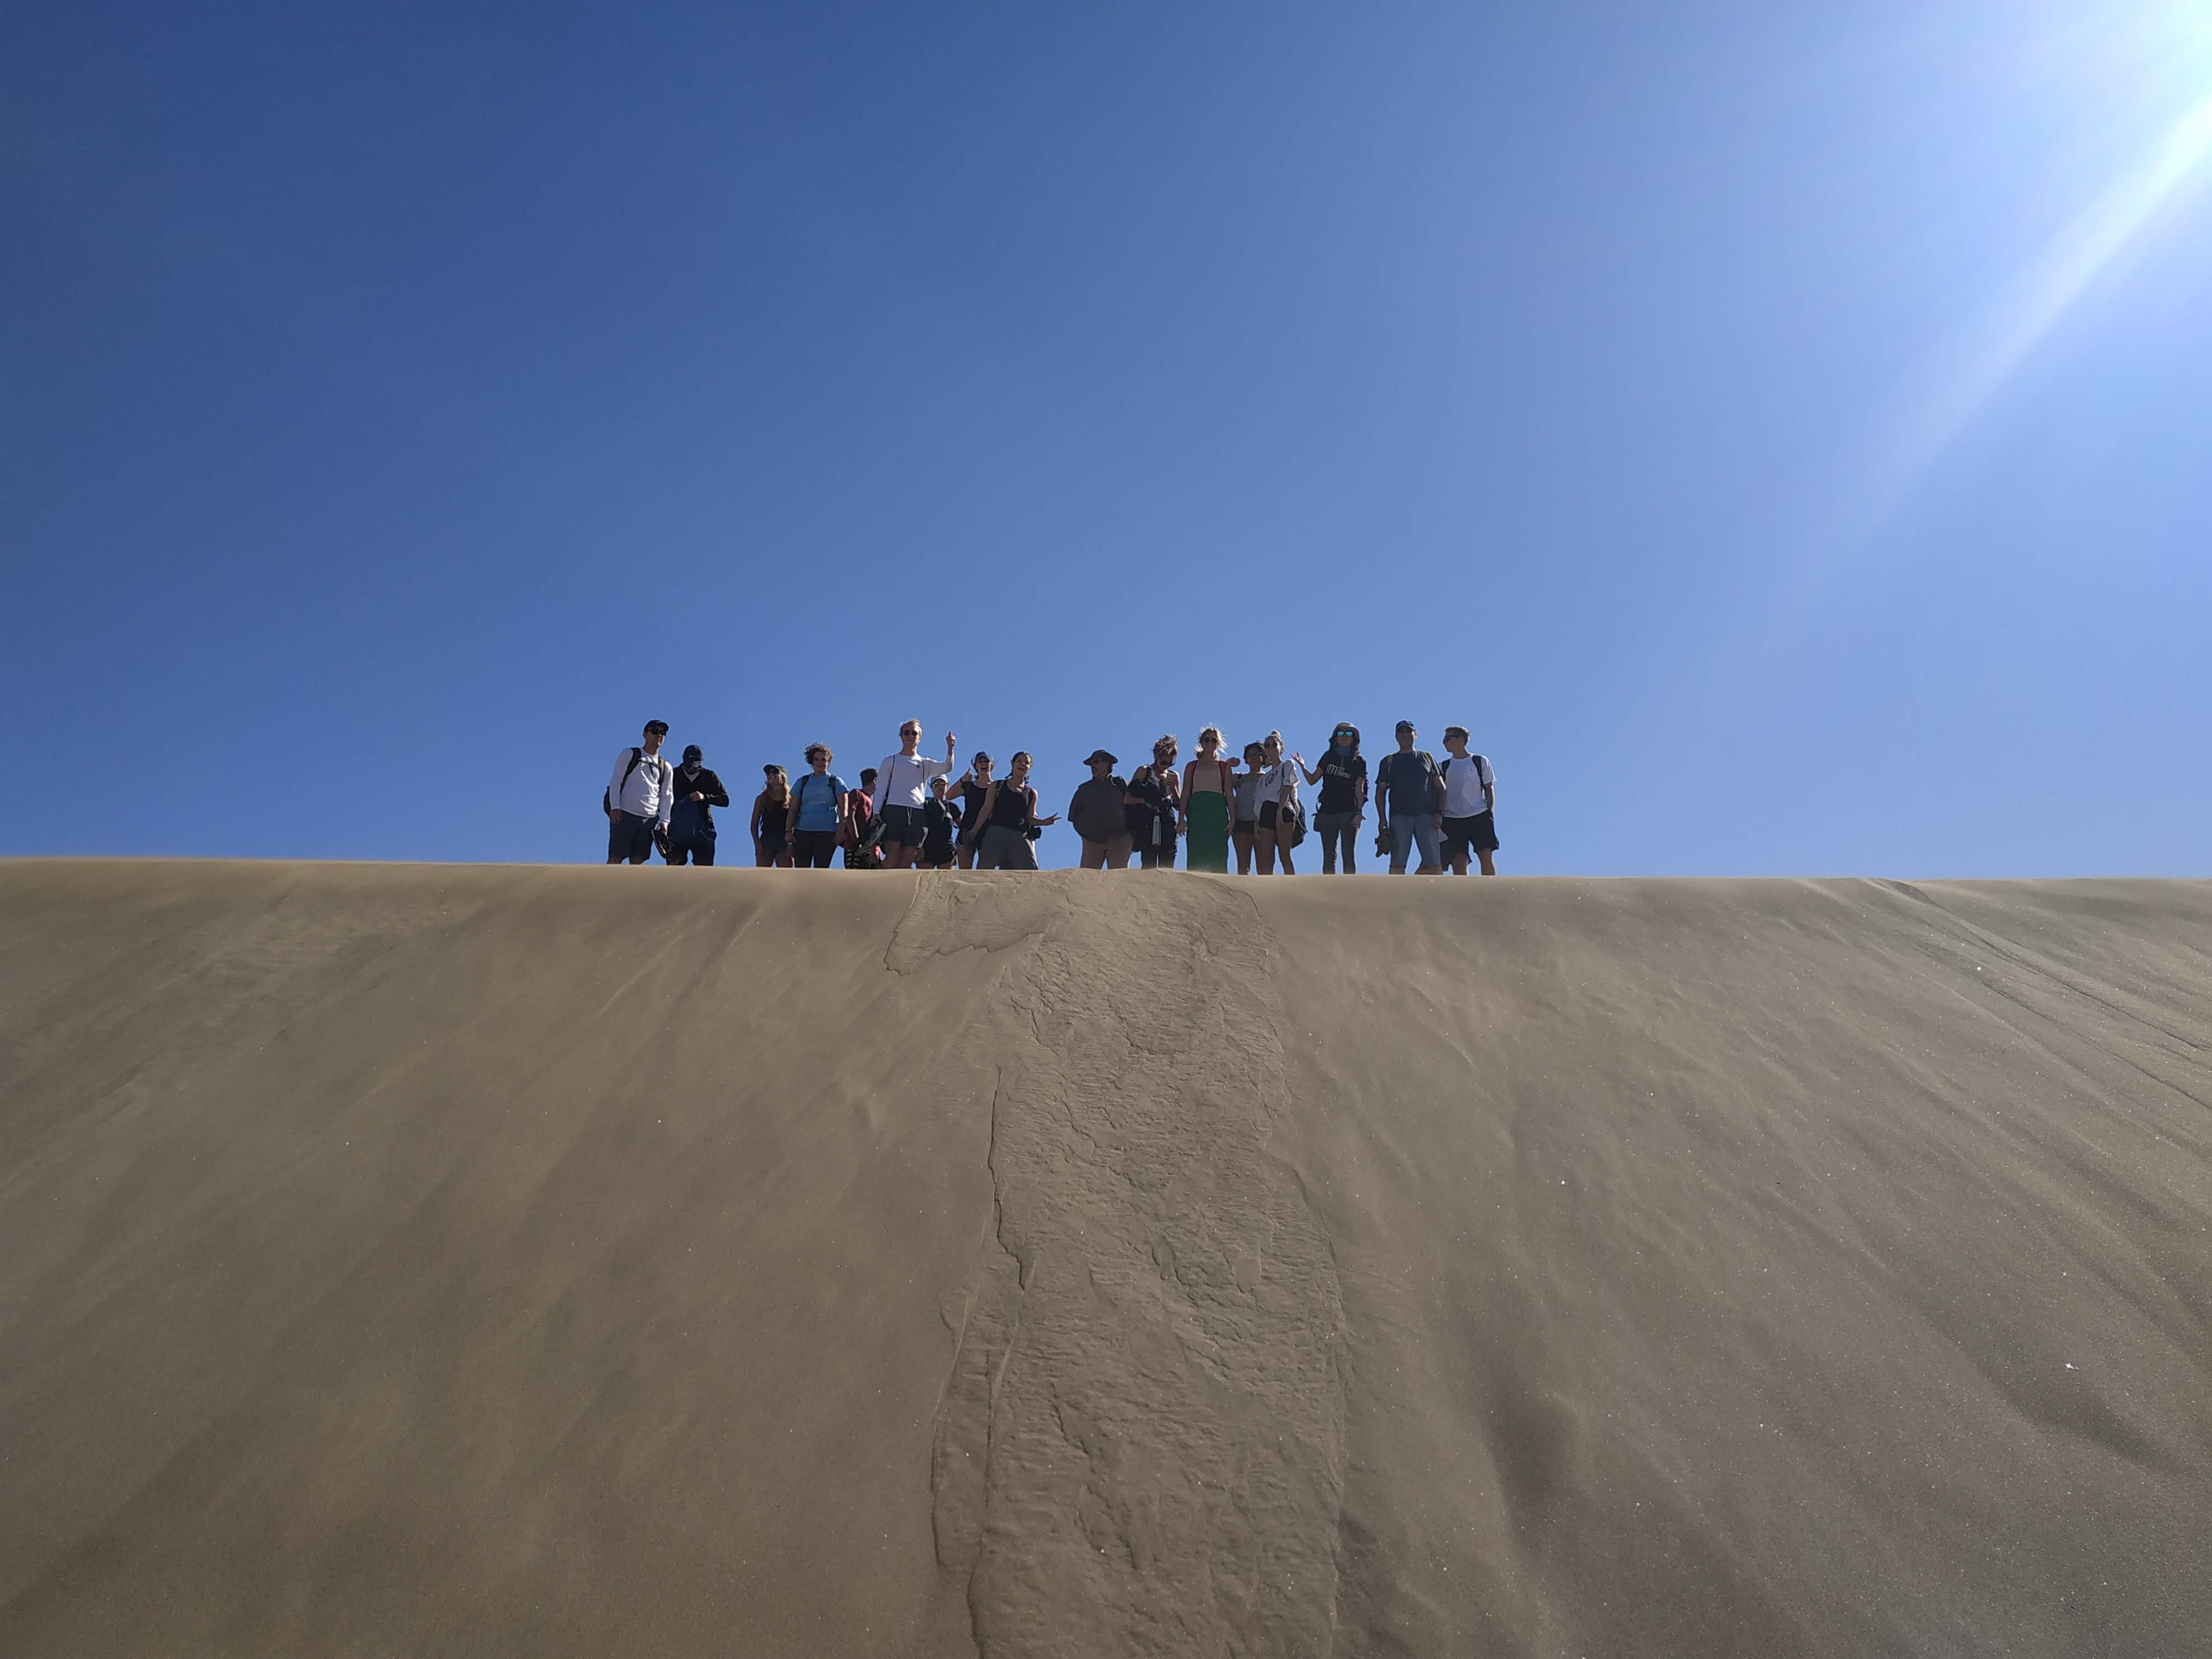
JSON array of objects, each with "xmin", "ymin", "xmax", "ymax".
[
  {"xmin": 1234, "ymin": 826, "xmax": 1254, "ymax": 874},
  {"xmin": 1479, "ymin": 849, "xmax": 1497, "ymax": 876}
]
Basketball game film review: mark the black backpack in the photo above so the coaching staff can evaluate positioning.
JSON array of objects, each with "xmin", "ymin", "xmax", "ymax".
[{"xmin": 602, "ymin": 747, "xmax": 665, "ymax": 815}]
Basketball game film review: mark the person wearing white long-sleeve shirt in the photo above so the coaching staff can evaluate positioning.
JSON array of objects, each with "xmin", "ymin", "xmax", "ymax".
[
  {"xmin": 605, "ymin": 719, "xmax": 675, "ymax": 865},
  {"xmin": 870, "ymin": 719, "xmax": 956, "ymax": 871}
]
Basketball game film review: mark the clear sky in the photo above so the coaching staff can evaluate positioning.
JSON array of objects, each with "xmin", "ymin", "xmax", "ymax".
[{"xmin": 6, "ymin": 2, "xmax": 2206, "ymax": 873}]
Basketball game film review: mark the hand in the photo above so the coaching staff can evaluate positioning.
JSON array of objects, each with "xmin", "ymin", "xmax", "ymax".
[
  {"xmin": 690, "ymin": 791, "xmax": 705, "ymax": 802},
  {"xmin": 608, "ymin": 808, "xmax": 620, "ymax": 824},
  {"xmin": 1038, "ymin": 813, "xmax": 1060, "ymax": 826},
  {"xmin": 944, "ymin": 732, "xmax": 957, "ymax": 756}
]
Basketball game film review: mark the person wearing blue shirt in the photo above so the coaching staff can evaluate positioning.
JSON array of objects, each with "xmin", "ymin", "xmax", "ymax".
[
  {"xmin": 787, "ymin": 744, "xmax": 851, "ymax": 869},
  {"xmin": 1373, "ymin": 719, "xmax": 1444, "ymax": 875}
]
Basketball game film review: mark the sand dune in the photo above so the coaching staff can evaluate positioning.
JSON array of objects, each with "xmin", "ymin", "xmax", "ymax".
[{"xmin": 2, "ymin": 862, "xmax": 2208, "ymax": 1657}]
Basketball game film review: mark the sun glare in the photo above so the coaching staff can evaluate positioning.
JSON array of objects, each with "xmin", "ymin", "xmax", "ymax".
[{"xmin": 1776, "ymin": 6, "xmax": 2212, "ymax": 617}]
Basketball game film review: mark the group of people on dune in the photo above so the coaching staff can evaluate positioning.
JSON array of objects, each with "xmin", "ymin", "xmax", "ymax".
[{"xmin": 605, "ymin": 716, "xmax": 1499, "ymax": 877}]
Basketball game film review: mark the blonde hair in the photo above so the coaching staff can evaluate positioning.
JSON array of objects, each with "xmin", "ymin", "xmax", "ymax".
[
  {"xmin": 1154, "ymin": 733, "xmax": 1179, "ymax": 761},
  {"xmin": 1197, "ymin": 726, "xmax": 1223, "ymax": 748}
]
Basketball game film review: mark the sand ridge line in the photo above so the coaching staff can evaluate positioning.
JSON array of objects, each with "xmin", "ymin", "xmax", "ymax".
[
  {"xmin": 914, "ymin": 874, "xmax": 1349, "ymax": 1657},
  {"xmin": 1879, "ymin": 880, "xmax": 2210, "ymax": 1061},
  {"xmin": 1864, "ymin": 881, "xmax": 2212, "ymax": 1123}
]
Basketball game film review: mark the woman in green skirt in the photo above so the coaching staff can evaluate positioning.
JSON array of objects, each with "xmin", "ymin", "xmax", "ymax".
[{"xmin": 1180, "ymin": 726, "xmax": 1235, "ymax": 872}]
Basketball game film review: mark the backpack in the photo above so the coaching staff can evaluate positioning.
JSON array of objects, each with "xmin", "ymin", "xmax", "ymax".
[{"xmin": 602, "ymin": 747, "xmax": 667, "ymax": 815}]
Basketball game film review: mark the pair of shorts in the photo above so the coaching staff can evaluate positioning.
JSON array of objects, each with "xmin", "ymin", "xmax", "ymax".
[
  {"xmin": 1234, "ymin": 818, "xmax": 1258, "ymax": 835},
  {"xmin": 977, "ymin": 824, "xmax": 1039, "ymax": 870},
  {"xmin": 1443, "ymin": 811, "xmax": 1499, "ymax": 855},
  {"xmin": 606, "ymin": 811, "xmax": 660, "ymax": 865},
  {"xmin": 879, "ymin": 805, "xmax": 927, "ymax": 848}
]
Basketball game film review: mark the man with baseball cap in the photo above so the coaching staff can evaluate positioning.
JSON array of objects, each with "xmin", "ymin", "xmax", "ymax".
[
  {"xmin": 1373, "ymin": 719, "xmax": 1444, "ymax": 875},
  {"xmin": 1067, "ymin": 749, "xmax": 1133, "ymax": 869},
  {"xmin": 661, "ymin": 744, "xmax": 730, "ymax": 866},
  {"xmin": 604, "ymin": 719, "xmax": 675, "ymax": 865}
]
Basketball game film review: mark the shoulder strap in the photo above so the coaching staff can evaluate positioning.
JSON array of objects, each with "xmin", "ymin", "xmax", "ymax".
[{"xmin": 622, "ymin": 746, "xmax": 643, "ymax": 784}]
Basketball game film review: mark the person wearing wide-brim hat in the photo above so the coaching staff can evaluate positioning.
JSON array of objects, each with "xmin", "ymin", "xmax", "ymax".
[{"xmin": 1068, "ymin": 748, "xmax": 1134, "ymax": 870}]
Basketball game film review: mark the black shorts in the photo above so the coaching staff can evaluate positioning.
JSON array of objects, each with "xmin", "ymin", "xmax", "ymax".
[
  {"xmin": 1235, "ymin": 818, "xmax": 1258, "ymax": 835},
  {"xmin": 1257, "ymin": 800, "xmax": 1284, "ymax": 831},
  {"xmin": 1443, "ymin": 811, "xmax": 1499, "ymax": 855},
  {"xmin": 879, "ymin": 805, "xmax": 928, "ymax": 848}
]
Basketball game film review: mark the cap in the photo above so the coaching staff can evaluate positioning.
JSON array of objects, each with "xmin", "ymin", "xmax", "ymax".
[
  {"xmin": 682, "ymin": 744, "xmax": 703, "ymax": 763},
  {"xmin": 644, "ymin": 718, "xmax": 670, "ymax": 735},
  {"xmin": 1084, "ymin": 749, "xmax": 1118, "ymax": 765},
  {"xmin": 1395, "ymin": 719, "xmax": 1415, "ymax": 732}
]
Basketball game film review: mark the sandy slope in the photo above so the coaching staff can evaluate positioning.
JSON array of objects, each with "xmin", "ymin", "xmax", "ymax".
[{"xmin": 1, "ymin": 863, "xmax": 2206, "ymax": 1657}]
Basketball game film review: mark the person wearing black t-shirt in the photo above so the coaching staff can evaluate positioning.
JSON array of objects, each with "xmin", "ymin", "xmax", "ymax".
[
  {"xmin": 950, "ymin": 752, "xmax": 997, "ymax": 870},
  {"xmin": 975, "ymin": 752, "xmax": 1060, "ymax": 870},
  {"xmin": 921, "ymin": 775, "xmax": 961, "ymax": 869},
  {"xmin": 1125, "ymin": 734, "xmax": 1182, "ymax": 869},
  {"xmin": 1299, "ymin": 722, "xmax": 1368, "ymax": 874}
]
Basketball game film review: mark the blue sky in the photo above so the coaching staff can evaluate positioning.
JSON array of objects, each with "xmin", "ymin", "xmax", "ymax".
[{"xmin": 5, "ymin": 1, "xmax": 2206, "ymax": 873}]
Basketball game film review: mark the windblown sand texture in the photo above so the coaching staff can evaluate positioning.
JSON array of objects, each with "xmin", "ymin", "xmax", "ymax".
[{"xmin": 2, "ymin": 862, "xmax": 2208, "ymax": 1657}]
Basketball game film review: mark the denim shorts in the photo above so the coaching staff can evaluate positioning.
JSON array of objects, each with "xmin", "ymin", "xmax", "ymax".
[{"xmin": 1388, "ymin": 817, "xmax": 1442, "ymax": 874}]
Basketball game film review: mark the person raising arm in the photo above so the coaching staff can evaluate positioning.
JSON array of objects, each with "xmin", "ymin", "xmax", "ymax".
[{"xmin": 872, "ymin": 720, "xmax": 957, "ymax": 872}]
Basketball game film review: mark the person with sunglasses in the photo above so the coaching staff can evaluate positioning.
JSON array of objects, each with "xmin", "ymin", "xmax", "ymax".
[
  {"xmin": 1125, "ymin": 735, "xmax": 1182, "ymax": 869},
  {"xmin": 1439, "ymin": 726, "xmax": 1500, "ymax": 875},
  {"xmin": 1180, "ymin": 727, "xmax": 1235, "ymax": 873},
  {"xmin": 1231, "ymin": 740, "xmax": 1269, "ymax": 874},
  {"xmin": 1253, "ymin": 729, "xmax": 1306, "ymax": 875},
  {"xmin": 920, "ymin": 774, "xmax": 962, "ymax": 870},
  {"xmin": 748, "ymin": 764, "xmax": 793, "ymax": 868},
  {"xmin": 604, "ymin": 718, "xmax": 675, "ymax": 865},
  {"xmin": 1300, "ymin": 722, "xmax": 1368, "ymax": 873},
  {"xmin": 870, "ymin": 719, "xmax": 956, "ymax": 872},
  {"xmin": 661, "ymin": 745, "xmax": 732, "ymax": 865}
]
